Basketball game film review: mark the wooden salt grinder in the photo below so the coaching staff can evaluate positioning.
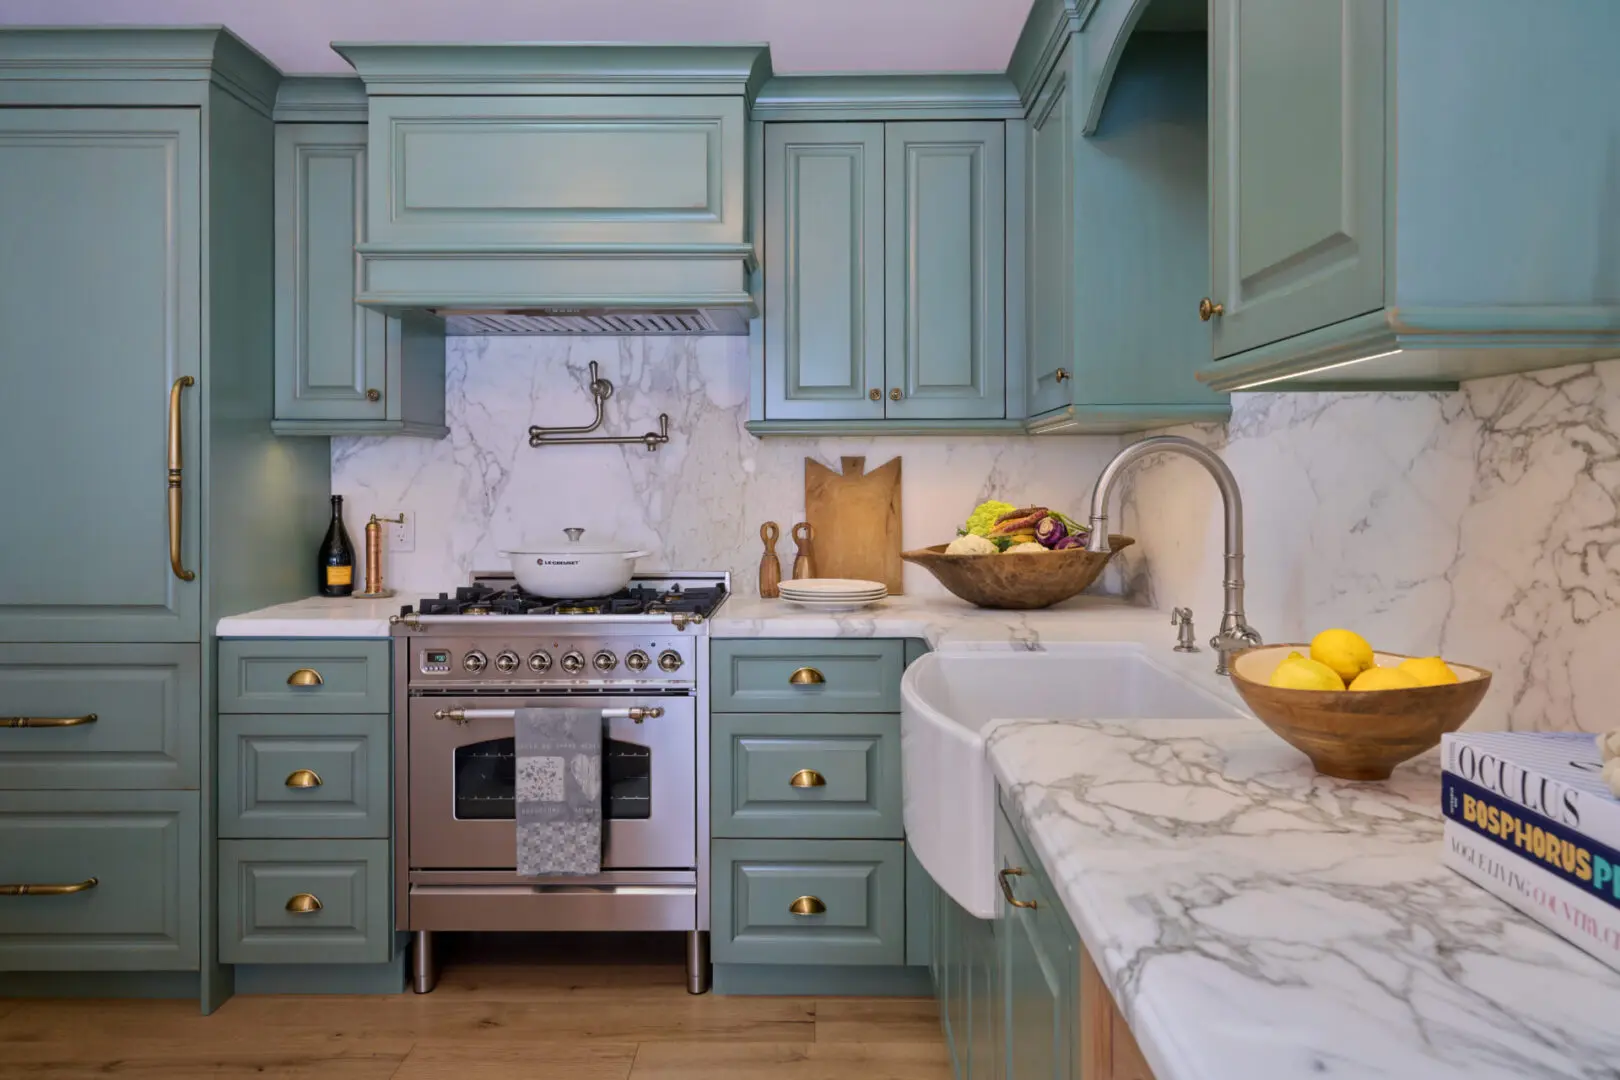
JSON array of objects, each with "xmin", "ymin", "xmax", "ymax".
[
  {"xmin": 758, "ymin": 522, "xmax": 783, "ymax": 598},
  {"xmin": 791, "ymin": 521, "xmax": 815, "ymax": 580}
]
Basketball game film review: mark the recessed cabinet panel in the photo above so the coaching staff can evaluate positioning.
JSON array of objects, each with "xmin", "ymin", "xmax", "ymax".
[
  {"xmin": 1026, "ymin": 52, "xmax": 1076, "ymax": 419},
  {"xmin": 1210, "ymin": 0, "xmax": 1386, "ymax": 359},
  {"xmin": 885, "ymin": 122, "xmax": 1006, "ymax": 420},
  {"xmin": 764, "ymin": 123, "xmax": 886, "ymax": 420}
]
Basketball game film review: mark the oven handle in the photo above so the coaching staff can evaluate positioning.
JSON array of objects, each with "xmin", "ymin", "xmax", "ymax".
[{"xmin": 433, "ymin": 707, "xmax": 664, "ymax": 725}]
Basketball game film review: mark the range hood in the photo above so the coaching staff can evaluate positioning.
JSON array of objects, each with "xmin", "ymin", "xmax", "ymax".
[{"xmin": 334, "ymin": 43, "xmax": 771, "ymax": 336}]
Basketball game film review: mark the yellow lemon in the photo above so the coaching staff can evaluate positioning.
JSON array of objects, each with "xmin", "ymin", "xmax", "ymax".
[
  {"xmin": 1310, "ymin": 629, "xmax": 1376, "ymax": 684},
  {"xmin": 1348, "ymin": 666, "xmax": 1422, "ymax": 692},
  {"xmin": 1397, "ymin": 656, "xmax": 1459, "ymax": 686},
  {"xmin": 1269, "ymin": 655, "xmax": 1346, "ymax": 691}
]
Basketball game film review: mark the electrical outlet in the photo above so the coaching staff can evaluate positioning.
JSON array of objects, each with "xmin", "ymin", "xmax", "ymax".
[{"xmin": 388, "ymin": 512, "xmax": 415, "ymax": 553}]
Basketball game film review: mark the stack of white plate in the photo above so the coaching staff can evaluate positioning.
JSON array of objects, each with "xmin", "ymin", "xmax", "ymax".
[{"xmin": 777, "ymin": 578, "xmax": 888, "ymax": 611}]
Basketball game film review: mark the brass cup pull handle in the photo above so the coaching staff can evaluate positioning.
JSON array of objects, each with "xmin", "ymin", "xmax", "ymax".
[
  {"xmin": 1198, "ymin": 297, "xmax": 1225, "ymax": 321},
  {"xmin": 1, "ymin": 714, "xmax": 98, "ymax": 729},
  {"xmin": 285, "ymin": 893, "xmax": 323, "ymax": 914},
  {"xmin": 789, "ymin": 895, "xmax": 826, "ymax": 916},
  {"xmin": 284, "ymin": 769, "xmax": 323, "ymax": 789},
  {"xmin": 789, "ymin": 768, "xmax": 827, "ymax": 788},
  {"xmin": 788, "ymin": 667, "xmax": 826, "ymax": 686},
  {"xmin": 286, "ymin": 668, "xmax": 324, "ymax": 687},
  {"xmin": 0, "ymin": 877, "xmax": 98, "ymax": 896},
  {"xmin": 998, "ymin": 867, "xmax": 1038, "ymax": 909},
  {"xmin": 167, "ymin": 375, "xmax": 196, "ymax": 582}
]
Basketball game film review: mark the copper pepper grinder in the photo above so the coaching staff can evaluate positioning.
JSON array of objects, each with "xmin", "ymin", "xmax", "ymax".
[
  {"xmin": 791, "ymin": 521, "xmax": 815, "ymax": 580},
  {"xmin": 758, "ymin": 522, "xmax": 783, "ymax": 598},
  {"xmin": 357, "ymin": 513, "xmax": 405, "ymax": 599}
]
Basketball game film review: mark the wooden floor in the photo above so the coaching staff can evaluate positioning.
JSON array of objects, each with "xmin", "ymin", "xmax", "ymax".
[{"xmin": 0, "ymin": 934, "xmax": 951, "ymax": 1079}]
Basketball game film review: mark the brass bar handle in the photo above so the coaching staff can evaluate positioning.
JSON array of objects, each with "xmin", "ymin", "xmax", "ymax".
[
  {"xmin": 998, "ymin": 867, "xmax": 1038, "ymax": 909},
  {"xmin": 0, "ymin": 714, "xmax": 98, "ymax": 729},
  {"xmin": 789, "ymin": 769, "xmax": 827, "ymax": 788},
  {"xmin": 788, "ymin": 667, "xmax": 825, "ymax": 686},
  {"xmin": 0, "ymin": 877, "xmax": 98, "ymax": 896},
  {"xmin": 167, "ymin": 375, "xmax": 196, "ymax": 582},
  {"xmin": 788, "ymin": 895, "xmax": 826, "ymax": 916},
  {"xmin": 285, "ymin": 893, "xmax": 323, "ymax": 914},
  {"xmin": 1198, "ymin": 297, "xmax": 1225, "ymax": 321},
  {"xmin": 286, "ymin": 668, "xmax": 324, "ymax": 687},
  {"xmin": 284, "ymin": 769, "xmax": 323, "ymax": 789}
]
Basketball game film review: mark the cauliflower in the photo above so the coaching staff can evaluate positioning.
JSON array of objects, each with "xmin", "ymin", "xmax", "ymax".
[
  {"xmin": 944, "ymin": 533, "xmax": 996, "ymax": 556},
  {"xmin": 961, "ymin": 500, "xmax": 1017, "ymax": 537},
  {"xmin": 1004, "ymin": 541, "xmax": 1049, "ymax": 554}
]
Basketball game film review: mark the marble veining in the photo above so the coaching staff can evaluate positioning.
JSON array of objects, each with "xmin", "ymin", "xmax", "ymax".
[{"xmin": 988, "ymin": 716, "xmax": 1620, "ymax": 1080}]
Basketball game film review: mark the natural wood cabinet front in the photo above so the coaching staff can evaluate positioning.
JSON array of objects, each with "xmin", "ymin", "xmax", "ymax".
[{"xmin": 1080, "ymin": 948, "xmax": 1156, "ymax": 1080}]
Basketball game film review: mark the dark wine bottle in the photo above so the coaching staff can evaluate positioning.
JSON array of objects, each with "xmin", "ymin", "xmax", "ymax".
[{"xmin": 318, "ymin": 495, "xmax": 355, "ymax": 597}]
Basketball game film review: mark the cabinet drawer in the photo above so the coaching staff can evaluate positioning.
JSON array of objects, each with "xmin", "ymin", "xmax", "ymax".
[
  {"xmin": 0, "ymin": 790, "xmax": 199, "ymax": 971},
  {"xmin": 219, "ymin": 839, "xmax": 391, "ymax": 964},
  {"xmin": 219, "ymin": 714, "xmax": 390, "ymax": 839},
  {"xmin": 0, "ymin": 644, "xmax": 200, "ymax": 790},
  {"xmin": 711, "ymin": 839, "xmax": 904, "ymax": 966},
  {"xmin": 710, "ymin": 640, "xmax": 905, "ymax": 713},
  {"xmin": 711, "ymin": 713, "xmax": 901, "ymax": 839},
  {"xmin": 218, "ymin": 640, "xmax": 390, "ymax": 715}
]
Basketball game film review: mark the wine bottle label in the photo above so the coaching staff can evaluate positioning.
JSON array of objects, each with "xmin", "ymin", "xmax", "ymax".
[{"xmin": 325, "ymin": 565, "xmax": 353, "ymax": 586}]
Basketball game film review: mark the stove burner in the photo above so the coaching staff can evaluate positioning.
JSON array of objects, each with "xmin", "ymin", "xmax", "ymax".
[
  {"xmin": 403, "ymin": 581, "xmax": 726, "ymax": 620},
  {"xmin": 462, "ymin": 606, "xmax": 491, "ymax": 616},
  {"xmin": 556, "ymin": 604, "xmax": 602, "ymax": 616}
]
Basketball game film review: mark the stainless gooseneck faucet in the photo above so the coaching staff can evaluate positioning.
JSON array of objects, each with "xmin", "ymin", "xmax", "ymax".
[{"xmin": 1084, "ymin": 436, "xmax": 1262, "ymax": 675}]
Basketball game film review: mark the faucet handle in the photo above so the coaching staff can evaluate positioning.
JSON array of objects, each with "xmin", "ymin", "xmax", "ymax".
[
  {"xmin": 1170, "ymin": 608, "xmax": 1198, "ymax": 653},
  {"xmin": 1209, "ymin": 622, "xmax": 1263, "ymax": 676}
]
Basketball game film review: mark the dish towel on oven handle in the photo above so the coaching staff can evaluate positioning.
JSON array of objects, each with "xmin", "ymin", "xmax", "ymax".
[{"xmin": 514, "ymin": 707, "xmax": 603, "ymax": 876}]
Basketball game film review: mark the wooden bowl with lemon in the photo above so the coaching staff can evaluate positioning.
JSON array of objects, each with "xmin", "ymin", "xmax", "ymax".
[{"xmin": 1228, "ymin": 632, "xmax": 1491, "ymax": 781}]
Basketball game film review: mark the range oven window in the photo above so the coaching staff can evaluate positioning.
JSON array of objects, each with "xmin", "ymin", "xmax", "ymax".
[{"xmin": 453, "ymin": 734, "xmax": 652, "ymax": 820}]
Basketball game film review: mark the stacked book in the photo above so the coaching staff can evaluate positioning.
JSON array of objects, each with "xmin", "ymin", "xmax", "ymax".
[{"xmin": 1440, "ymin": 731, "xmax": 1620, "ymax": 972}]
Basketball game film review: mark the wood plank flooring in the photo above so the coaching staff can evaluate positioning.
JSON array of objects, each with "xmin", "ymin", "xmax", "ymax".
[{"xmin": 0, "ymin": 935, "xmax": 951, "ymax": 1079}]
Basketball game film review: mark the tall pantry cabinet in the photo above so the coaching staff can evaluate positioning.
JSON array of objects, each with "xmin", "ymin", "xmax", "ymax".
[{"xmin": 0, "ymin": 29, "xmax": 330, "ymax": 1011}]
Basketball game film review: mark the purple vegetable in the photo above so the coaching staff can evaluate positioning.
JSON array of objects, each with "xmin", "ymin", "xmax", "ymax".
[
  {"xmin": 1053, "ymin": 534, "xmax": 1084, "ymax": 550},
  {"xmin": 1034, "ymin": 515, "xmax": 1067, "ymax": 548}
]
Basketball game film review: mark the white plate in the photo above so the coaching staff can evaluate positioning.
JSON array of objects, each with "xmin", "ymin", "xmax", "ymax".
[
  {"xmin": 779, "ymin": 590, "xmax": 888, "ymax": 601},
  {"xmin": 778, "ymin": 578, "xmax": 887, "ymax": 596},
  {"xmin": 782, "ymin": 597, "xmax": 886, "ymax": 612}
]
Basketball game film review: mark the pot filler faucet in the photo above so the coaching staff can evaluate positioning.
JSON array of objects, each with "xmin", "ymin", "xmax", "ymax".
[{"xmin": 1084, "ymin": 435, "xmax": 1262, "ymax": 676}]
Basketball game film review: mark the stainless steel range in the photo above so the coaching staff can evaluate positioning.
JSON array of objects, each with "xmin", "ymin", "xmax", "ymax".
[{"xmin": 389, "ymin": 571, "xmax": 728, "ymax": 994}]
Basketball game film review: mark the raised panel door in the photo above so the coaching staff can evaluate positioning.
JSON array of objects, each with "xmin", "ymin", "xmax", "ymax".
[
  {"xmin": 763, "ymin": 123, "xmax": 885, "ymax": 420},
  {"xmin": 0, "ymin": 109, "xmax": 201, "ymax": 643},
  {"xmin": 1209, "ymin": 0, "xmax": 1386, "ymax": 359},
  {"xmin": 1026, "ymin": 48, "xmax": 1076, "ymax": 418},
  {"xmin": 885, "ymin": 121, "xmax": 1006, "ymax": 420}
]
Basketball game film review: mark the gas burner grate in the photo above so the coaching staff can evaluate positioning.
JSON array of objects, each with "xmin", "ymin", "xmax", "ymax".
[{"xmin": 403, "ymin": 582, "xmax": 727, "ymax": 620}]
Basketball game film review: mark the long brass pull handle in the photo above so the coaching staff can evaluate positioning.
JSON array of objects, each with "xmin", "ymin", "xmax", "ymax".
[
  {"xmin": 789, "ymin": 769, "xmax": 826, "ymax": 788},
  {"xmin": 998, "ymin": 867, "xmax": 1038, "ymax": 909},
  {"xmin": 286, "ymin": 668, "xmax": 324, "ymax": 687},
  {"xmin": 788, "ymin": 667, "xmax": 825, "ymax": 686},
  {"xmin": 1198, "ymin": 297, "xmax": 1225, "ymax": 321},
  {"xmin": 167, "ymin": 375, "xmax": 196, "ymax": 582},
  {"xmin": 0, "ymin": 714, "xmax": 98, "ymax": 729},
  {"xmin": 284, "ymin": 769, "xmax": 323, "ymax": 789},
  {"xmin": 285, "ymin": 893, "xmax": 323, "ymax": 914},
  {"xmin": 789, "ymin": 895, "xmax": 826, "ymax": 916},
  {"xmin": 0, "ymin": 877, "xmax": 98, "ymax": 896}
]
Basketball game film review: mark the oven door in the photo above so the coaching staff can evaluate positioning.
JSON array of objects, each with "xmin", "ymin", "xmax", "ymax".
[{"xmin": 408, "ymin": 694, "xmax": 696, "ymax": 870}]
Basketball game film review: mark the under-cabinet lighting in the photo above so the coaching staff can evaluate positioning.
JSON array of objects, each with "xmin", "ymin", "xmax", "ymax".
[{"xmin": 1228, "ymin": 349, "xmax": 1403, "ymax": 391}]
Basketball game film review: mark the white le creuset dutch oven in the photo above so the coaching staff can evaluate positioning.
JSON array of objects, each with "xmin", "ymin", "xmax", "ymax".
[{"xmin": 501, "ymin": 528, "xmax": 649, "ymax": 598}]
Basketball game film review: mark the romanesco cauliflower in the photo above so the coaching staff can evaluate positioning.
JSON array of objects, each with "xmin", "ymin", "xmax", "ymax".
[{"xmin": 961, "ymin": 500, "xmax": 1016, "ymax": 538}]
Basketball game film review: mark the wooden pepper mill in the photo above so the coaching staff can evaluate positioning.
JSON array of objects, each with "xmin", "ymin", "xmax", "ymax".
[
  {"xmin": 758, "ymin": 522, "xmax": 782, "ymax": 598},
  {"xmin": 791, "ymin": 521, "xmax": 815, "ymax": 580}
]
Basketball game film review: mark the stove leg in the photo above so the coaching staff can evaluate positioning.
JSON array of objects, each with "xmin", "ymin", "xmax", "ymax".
[
  {"xmin": 411, "ymin": 930, "xmax": 439, "ymax": 994},
  {"xmin": 685, "ymin": 930, "xmax": 710, "ymax": 994}
]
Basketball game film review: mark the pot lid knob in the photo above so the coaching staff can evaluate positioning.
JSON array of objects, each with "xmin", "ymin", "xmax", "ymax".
[{"xmin": 564, "ymin": 528, "xmax": 585, "ymax": 543}]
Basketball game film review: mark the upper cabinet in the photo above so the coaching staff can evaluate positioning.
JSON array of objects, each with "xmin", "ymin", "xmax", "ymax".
[{"xmin": 1201, "ymin": 0, "xmax": 1620, "ymax": 390}]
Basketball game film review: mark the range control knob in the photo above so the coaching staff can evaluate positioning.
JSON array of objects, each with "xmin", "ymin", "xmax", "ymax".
[
  {"xmin": 527, "ymin": 650, "xmax": 552, "ymax": 673},
  {"xmin": 657, "ymin": 649, "xmax": 684, "ymax": 673},
  {"xmin": 463, "ymin": 650, "xmax": 487, "ymax": 673},
  {"xmin": 593, "ymin": 650, "xmax": 618, "ymax": 673},
  {"xmin": 624, "ymin": 650, "xmax": 651, "ymax": 673},
  {"xmin": 494, "ymin": 651, "xmax": 520, "ymax": 673},
  {"xmin": 560, "ymin": 650, "xmax": 586, "ymax": 674}
]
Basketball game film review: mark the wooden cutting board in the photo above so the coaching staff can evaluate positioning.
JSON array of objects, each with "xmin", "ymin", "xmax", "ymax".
[{"xmin": 804, "ymin": 455, "xmax": 903, "ymax": 593}]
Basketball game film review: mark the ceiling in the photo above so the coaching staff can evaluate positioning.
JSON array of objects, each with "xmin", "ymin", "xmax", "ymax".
[{"xmin": 0, "ymin": 0, "xmax": 1040, "ymax": 75}]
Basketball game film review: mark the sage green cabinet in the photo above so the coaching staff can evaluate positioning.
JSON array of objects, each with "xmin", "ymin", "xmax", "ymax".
[
  {"xmin": 273, "ymin": 122, "xmax": 446, "ymax": 437},
  {"xmin": 936, "ymin": 888, "xmax": 1002, "ymax": 1080},
  {"xmin": 218, "ymin": 713, "xmax": 389, "ymax": 839},
  {"xmin": 761, "ymin": 120, "xmax": 1010, "ymax": 425},
  {"xmin": 998, "ymin": 804, "xmax": 1076, "ymax": 1080},
  {"xmin": 217, "ymin": 639, "xmax": 391, "ymax": 715},
  {"xmin": 710, "ymin": 639, "xmax": 905, "ymax": 714},
  {"xmin": 218, "ymin": 838, "xmax": 391, "ymax": 965}
]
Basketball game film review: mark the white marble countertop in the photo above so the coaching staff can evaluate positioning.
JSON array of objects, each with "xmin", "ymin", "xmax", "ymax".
[
  {"xmin": 216, "ymin": 595, "xmax": 401, "ymax": 637},
  {"xmin": 987, "ymin": 715, "xmax": 1620, "ymax": 1080}
]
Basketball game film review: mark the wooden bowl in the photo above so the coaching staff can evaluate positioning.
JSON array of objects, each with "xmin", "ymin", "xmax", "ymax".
[
  {"xmin": 1229, "ymin": 644, "xmax": 1492, "ymax": 781},
  {"xmin": 900, "ymin": 535, "xmax": 1134, "ymax": 610}
]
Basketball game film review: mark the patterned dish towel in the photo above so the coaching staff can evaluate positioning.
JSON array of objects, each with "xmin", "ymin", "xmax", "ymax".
[{"xmin": 515, "ymin": 708, "xmax": 602, "ymax": 876}]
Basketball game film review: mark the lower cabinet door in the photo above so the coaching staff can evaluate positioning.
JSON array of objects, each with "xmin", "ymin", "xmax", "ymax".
[
  {"xmin": 0, "ymin": 790, "xmax": 200, "ymax": 971},
  {"xmin": 711, "ymin": 838, "xmax": 905, "ymax": 966},
  {"xmin": 218, "ymin": 839, "xmax": 391, "ymax": 964},
  {"xmin": 217, "ymin": 713, "xmax": 389, "ymax": 839},
  {"xmin": 1000, "ymin": 807, "xmax": 1076, "ymax": 1080}
]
